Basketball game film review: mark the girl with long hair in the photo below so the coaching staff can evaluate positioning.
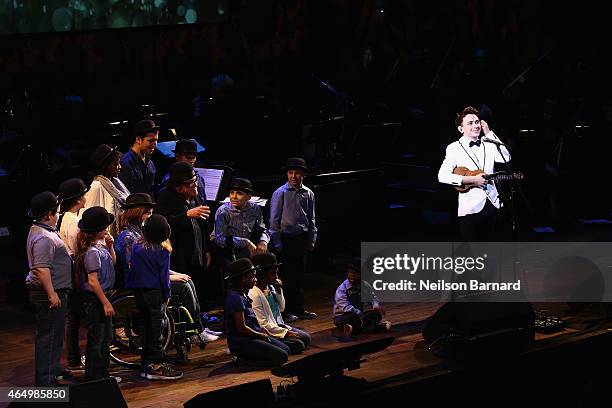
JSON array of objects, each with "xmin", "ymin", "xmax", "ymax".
[{"xmin": 75, "ymin": 206, "xmax": 118, "ymax": 382}]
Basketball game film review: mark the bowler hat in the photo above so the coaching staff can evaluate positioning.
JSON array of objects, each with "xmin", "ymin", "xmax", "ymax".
[
  {"xmin": 58, "ymin": 178, "xmax": 90, "ymax": 201},
  {"xmin": 78, "ymin": 206, "xmax": 115, "ymax": 233},
  {"xmin": 285, "ymin": 157, "xmax": 308, "ymax": 172},
  {"xmin": 89, "ymin": 144, "xmax": 118, "ymax": 175},
  {"xmin": 134, "ymin": 119, "xmax": 160, "ymax": 136},
  {"xmin": 122, "ymin": 193, "xmax": 157, "ymax": 209},
  {"xmin": 173, "ymin": 139, "xmax": 198, "ymax": 155},
  {"xmin": 142, "ymin": 214, "xmax": 171, "ymax": 244},
  {"xmin": 229, "ymin": 178, "xmax": 253, "ymax": 194},
  {"xmin": 225, "ymin": 258, "xmax": 257, "ymax": 280},
  {"xmin": 347, "ymin": 257, "xmax": 362, "ymax": 273},
  {"xmin": 167, "ymin": 162, "xmax": 197, "ymax": 184},
  {"xmin": 252, "ymin": 252, "xmax": 283, "ymax": 271},
  {"xmin": 28, "ymin": 191, "xmax": 60, "ymax": 220}
]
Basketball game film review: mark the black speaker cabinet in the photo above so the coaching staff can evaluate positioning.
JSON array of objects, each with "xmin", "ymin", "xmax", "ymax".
[{"xmin": 184, "ymin": 378, "xmax": 274, "ymax": 408}]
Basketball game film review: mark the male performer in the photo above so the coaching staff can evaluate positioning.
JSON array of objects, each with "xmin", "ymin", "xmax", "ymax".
[
  {"xmin": 119, "ymin": 119, "xmax": 159, "ymax": 196},
  {"xmin": 437, "ymin": 106, "xmax": 510, "ymax": 241}
]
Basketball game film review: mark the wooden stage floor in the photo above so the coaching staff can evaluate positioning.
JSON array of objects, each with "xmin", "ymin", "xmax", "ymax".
[{"xmin": 0, "ymin": 299, "xmax": 602, "ymax": 408}]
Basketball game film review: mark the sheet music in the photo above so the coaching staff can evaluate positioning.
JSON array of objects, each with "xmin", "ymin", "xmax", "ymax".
[{"xmin": 195, "ymin": 167, "xmax": 224, "ymax": 202}]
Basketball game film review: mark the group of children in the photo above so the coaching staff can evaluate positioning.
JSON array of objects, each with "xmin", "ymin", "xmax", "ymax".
[{"xmin": 25, "ymin": 150, "xmax": 391, "ymax": 386}]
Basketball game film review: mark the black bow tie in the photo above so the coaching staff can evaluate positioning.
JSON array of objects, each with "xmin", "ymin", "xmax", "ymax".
[{"xmin": 469, "ymin": 139, "xmax": 481, "ymax": 147}]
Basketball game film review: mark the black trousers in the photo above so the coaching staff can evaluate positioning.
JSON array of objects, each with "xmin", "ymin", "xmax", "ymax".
[
  {"xmin": 84, "ymin": 293, "xmax": 112, "ymax": 381},
  {"xmin": 65, "ymin": 290, "xmax": 85, "ymax": 366},
  {"xmin": 459, "ymin": 200, "xmax": 498, "ymax": 241},
  {"xmin": 133, "ymin": 289, "xmax": 167, "ymax": 367},
  {"xmin": 279, "ymin": 233, "xmax": 308, "ymax": 314}
]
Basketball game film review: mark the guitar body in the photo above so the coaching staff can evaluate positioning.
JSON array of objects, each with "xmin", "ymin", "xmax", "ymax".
[
  {"xmin": 452, "ymin": 166, "xmax": 524, "ymax": 193},
  {"xmin": 453, "ymin": 167, "xmax": 486, "ymax": 193}
]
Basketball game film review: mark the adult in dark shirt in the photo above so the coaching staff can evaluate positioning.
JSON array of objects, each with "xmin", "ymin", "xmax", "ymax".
[
  {"xmin": 119, "ymin": 119, "xmax": 159, "ymax": 196},
  {"xmin": 155, "ymin": 162, "xmax": 211, "ymax": 304},
  {"xmin": 157, "ymin": 139, "xmax": 207, "ymax": 204},
  {"xmin": 224, "ymin": 258, "xmax": 289, "ymax": 366}
]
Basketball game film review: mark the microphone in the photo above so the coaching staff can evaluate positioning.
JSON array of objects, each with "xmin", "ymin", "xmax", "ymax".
[{"xmin": 482, "ymin": 137, "xmax": 505, "ymax": 146}]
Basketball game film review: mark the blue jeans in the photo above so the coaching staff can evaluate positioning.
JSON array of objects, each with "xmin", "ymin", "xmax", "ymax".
[
  {"xmin": 281, "ymin": 326, "xmax": 311, "ymax": 354},
  {"xmin": 29, "ymin": 287, "xmax": 68, "ymax": 386},
  {"xmin": 229, "ymin": 335, "xmax": 290, "ymax": 366},
  {"xmin": 84, "ymin": 293, "xmax": 113, "ymax": 381},
  {"xmin": 170, "ymin": 279, "xmax": 202, "ymax": 331},
  {"xmin": 334, "ymin": 310, "xmax": 383, "ymax": 334}
]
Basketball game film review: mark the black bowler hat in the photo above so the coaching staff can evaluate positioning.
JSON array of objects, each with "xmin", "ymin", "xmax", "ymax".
[
  {"xmin": 285, "ymin": 157, "xmax": 308, "ymax": 172},
  {"xmin": 347, "ymin": 257, "xmax": 362, "ymax": 273},
  {"xmin": 134, "ymin": 119, "xmax": 160, "ymax": 136},
  {"xmin": 173, "ymin": 139, "xmax": 198, "ymax": 155},
  {"xmin": 122, "ymin": 193, "xmax": 157, "ymax": 209},
  {"xmin": 229, "ymin": 178, "xmax": 253, "ymax": 194},
  {"xmin": 224, "ymin": 258, "xmax": 258, "ymax": 280},
  {"xmin": 167, "ymin": 162, "xmax": 197, "ymax": 184},
  {"xmin": 78, "ymin": 206, "xmax": 115, "ymax": 233},
  {"xmin": 142, "ymin": 214, "xmax": 171, "ymax": 244},
  {"xmin": 28, "ymin": 191, "xmax": 60, "ymax": 220},
  {"xmin": 253, "ymin": 252, "xmax": 283, "ymax": 273},
  {"xmin": 58, "ymin": 178, "xmax": 90, "ymax": 201},
  {"xmin": 252, "ymin": 252, "xmax": 283, "ymax": 272},
  {"xmin": 89, "ymin": 144, "xmax": 118, "ymax": 175}
]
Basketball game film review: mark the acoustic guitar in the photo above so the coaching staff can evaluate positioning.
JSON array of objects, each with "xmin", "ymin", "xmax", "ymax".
[{"xmin": 452, "ymin": 166, "xmax": 524, "ymax": 193}]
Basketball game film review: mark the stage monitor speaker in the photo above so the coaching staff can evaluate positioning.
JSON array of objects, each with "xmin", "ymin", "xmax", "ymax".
[
  {"xmin": 422, "ymin": 298, "xmax": 535, "ymax": 357},
  {"xmin": 7, "ymin": 377, "xmax": 127, "ymax": 408},
  {"xmin": 184, "ymin": 378, "xmax": 274, "ymax": 408},
  {"xmin": 270, "ymin": 337, "xmax": 394, "ymax": 403}
]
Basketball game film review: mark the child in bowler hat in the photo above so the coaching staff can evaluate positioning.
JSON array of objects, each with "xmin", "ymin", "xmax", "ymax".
[{"xmin": 74, "ymin": 206, "xmax": 119, "ymax": 382}]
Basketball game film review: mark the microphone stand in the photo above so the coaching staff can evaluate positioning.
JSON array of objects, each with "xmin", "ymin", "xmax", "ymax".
[{"xmin": 494, "ymin": 142, "xmax": 519, "ymax": 241}]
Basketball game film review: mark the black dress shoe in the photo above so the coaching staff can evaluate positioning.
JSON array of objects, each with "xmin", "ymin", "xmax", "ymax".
[{"xmin": 298, "ymin": 310, "xmax": 317, "ymax": 319}]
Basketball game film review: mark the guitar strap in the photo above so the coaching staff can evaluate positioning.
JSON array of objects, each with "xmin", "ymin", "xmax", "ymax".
[{"xmin": 458, "ymin": 140, "xmax": 486, "ymax": 171}]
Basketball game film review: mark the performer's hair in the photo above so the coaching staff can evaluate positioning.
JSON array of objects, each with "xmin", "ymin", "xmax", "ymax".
[{"xmin": 455, "ymin": 106, "xmax": 480, "ymax": 127}]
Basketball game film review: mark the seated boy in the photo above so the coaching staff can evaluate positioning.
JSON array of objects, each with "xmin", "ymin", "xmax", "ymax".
[
  {"xmin": 214, "ymin": 178, "xmax": 269, "ymax": 260},
  {"xmin": 333, "ymin": 258, "xmax": 391, "ymax": 335}
]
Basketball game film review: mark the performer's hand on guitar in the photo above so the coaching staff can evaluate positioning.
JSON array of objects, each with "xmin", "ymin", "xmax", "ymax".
[
  {"xmin": 480, "ymin": 119, "xmax": 490, "ymax": 135},
  {"xmin": 465, "ymin": 174, "xmax": 487, "ymax": 188}
]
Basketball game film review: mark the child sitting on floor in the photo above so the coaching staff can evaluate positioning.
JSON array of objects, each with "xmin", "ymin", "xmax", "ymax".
[{"xmin": 332, "ymin": 257, "xmax": 391, "ymax": 335}]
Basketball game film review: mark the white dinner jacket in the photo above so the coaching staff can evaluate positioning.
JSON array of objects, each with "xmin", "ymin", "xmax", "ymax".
[{"xmin": 438, "ymin": 131, "xmax": 510, "ymax": 217}]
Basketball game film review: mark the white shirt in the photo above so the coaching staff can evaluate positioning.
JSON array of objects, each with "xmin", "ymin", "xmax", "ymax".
[
  {"xmin": 59, "ymin": 211, "xmax": 80, "ymax": 256},
  {"xmin": 248, "ymin": 285, "xmax": 290, "ymax": 338},
  {"xmin": 438, "ymin": 131, "xmax": 511, "ymax": 217}
]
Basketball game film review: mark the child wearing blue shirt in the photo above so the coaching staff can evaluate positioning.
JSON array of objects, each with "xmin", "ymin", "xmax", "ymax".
[
  {"xmin": 127, "ymin": 214, "xmax": 183, "ymax": 380},
  {"xmin": 75, "ymin": 207, "xmax": 117, "ymax": 382},
  {"xmin": 333, "ymin": 258, "xmax": 391, "ymax": 336}
]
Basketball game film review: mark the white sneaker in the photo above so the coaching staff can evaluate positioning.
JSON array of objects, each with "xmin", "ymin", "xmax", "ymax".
[
  {"xmin": 199, "ymin": 331, "xmax": 219, "ymax": 342},
  {"xmin": 109, "ymin": 375, "xmax": 122, "ymax": 383},
  {"xmin": 204, "ymin": 328, "xmax": 223, "ymax": 336}
]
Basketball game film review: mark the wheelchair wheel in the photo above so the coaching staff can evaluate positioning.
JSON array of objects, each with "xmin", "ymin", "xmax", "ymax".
[{"xmin": 110, "ymin": 294, "xmax": 174, "ymax": 369}]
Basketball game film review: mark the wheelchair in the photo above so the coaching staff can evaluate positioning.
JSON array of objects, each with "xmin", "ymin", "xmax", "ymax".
[{"xmin": 109, "ymin": 291, "xmax": 206, "ymax": 369}]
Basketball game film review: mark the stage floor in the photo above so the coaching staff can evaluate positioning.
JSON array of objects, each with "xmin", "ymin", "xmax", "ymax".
[{"xmin": 2, "ymin": 297, "xmax": 600, "ymax": 408}]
